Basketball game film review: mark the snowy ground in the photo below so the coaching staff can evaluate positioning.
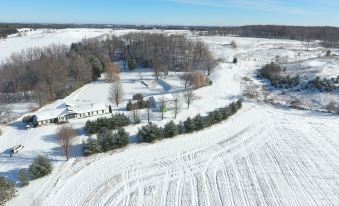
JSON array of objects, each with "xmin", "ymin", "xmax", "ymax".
[{"xmin": 0, "ymin": 29, "xmax": 338, "ymax": 205}]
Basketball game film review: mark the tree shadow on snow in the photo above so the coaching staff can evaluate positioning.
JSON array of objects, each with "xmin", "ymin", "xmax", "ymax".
[{"xmin": 10, "ymin": 121, "xmax": 26, "ymax": 131}]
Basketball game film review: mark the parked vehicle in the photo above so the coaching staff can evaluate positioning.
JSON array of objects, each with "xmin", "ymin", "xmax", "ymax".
[{"xmin": 10, "ymin": 145, "xmax": 24, "ymax": 155}]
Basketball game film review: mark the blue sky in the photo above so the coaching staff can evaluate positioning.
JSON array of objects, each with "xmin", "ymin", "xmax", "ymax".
[{"xmin": 0, "ymin": 0, "xmax": 338, "ymax": 26}]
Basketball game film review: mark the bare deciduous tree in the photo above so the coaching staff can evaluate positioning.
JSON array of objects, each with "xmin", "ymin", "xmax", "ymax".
[
  {"xmin": 0, "ymin": 104, "xmax": 10, "ymax": 124},
  {"xmin": 130, "ymin": 104, "xmax": 140, "ymax": 124},
  {"xmin": 184, "ymin": 90, "xmax": 195, "ymax": 109},
  {"xmin": 181, "ymin": 72, "xmax": 193, "ymax": 91},
  {"xmin": 109, "ymin": 82, "xmax": 124, "ymax": 107},
  {"xmin": 146, "ymin": 98, "xmax": 152, "ymax": 123},
  {"xmin": 56, "ymin": 125, "xmax": 77, "ymax": 161},
  {"xmin": 172, "ymin": 94, "xmax": 182, "ymax": 119},
  {"xmin": 106, "ymin": 62, "xmax": 120, "ymax": 82}
]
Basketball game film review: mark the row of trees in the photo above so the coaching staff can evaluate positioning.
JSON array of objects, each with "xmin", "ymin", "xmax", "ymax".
[
  {"xmin": 206, "ymin": 25, "xmax": 339, "ymax": 47},
  {"xmin": 85, "ymin": 114, "xmax": 130, "ymax": 134},
  {"xmin": 83, "ymin": 128, "xmax": 129, "ymax": 156},
  {"xmin": 138, "ymin": 100, "xmax": 243, "ymax": 143}
]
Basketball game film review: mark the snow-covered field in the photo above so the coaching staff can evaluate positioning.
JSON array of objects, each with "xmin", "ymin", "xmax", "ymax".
[{"xmin": 0, "ymin": 29, "xmax": 338, "ymax": 206}]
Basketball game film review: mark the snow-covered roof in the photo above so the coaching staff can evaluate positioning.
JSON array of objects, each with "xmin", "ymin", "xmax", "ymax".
[
  {"xmin": 35, "ymin": 103, "xmax": 107, "ymax": 121},
  {"xmin": 67, "ymin": 103, "xmax": 107, "ymax": 114},
  {"xmin": 151, "ymin": 94, "xmax": 175, "ymax": 102},
  {"xmin": 35, "ymin": 108, "xmax": 68, "ymax": 121}
]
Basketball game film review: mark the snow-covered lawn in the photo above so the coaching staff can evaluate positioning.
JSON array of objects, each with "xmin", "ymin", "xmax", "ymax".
[{"xmin": 0, "ymin": 29, "xmax": 338, "ymax": 205}]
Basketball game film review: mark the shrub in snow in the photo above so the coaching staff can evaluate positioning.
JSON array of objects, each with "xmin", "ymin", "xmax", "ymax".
[
  {"xmin": 230, "ymin": 40, "xmax": 237, "ymax": 48},
  {"xmin": 18, "ymin": 169, "xmax": 29, "ymax": 187},
  {"xmin": 233, "ymin": 57, "xmax": 238, "ymax": 64},
  {"xmin": 177, "ymin": 121, "xmax": 185, "ymax": 135},
  {"xmin": 28, "ymin": 155, "xmax": 52, "ymax": 180},
  {"xmin": 164, "ymin": 121, "xmax": 178, "ymax": 138},
  {"xmin": 184, "ymin": 117, "xmax": 195, "ymax": 133},
  {"xmin": 114, "ymin": 129, "xmax": 129, "ymax": 148},
  {"xmin": 0, "ymin": 176, "xmax": 16, "ymax": 206},
  {"xmin": 192, "ymin": 115, "xmax": 205, "ymax": 131},
  {"xmin": 83, "ymin": 138, "xmax": 102, "ymax": 156},
  {"xmin": 138, "ymin": 123, "xmax": 163, "ymax": 143},
  {"xmin": 127, "ymin": 100, "xmax": 149, "ymax": 111},
  {"xmin": 133, "ymin": 93, "xmax": 144, "ymax": 101}
]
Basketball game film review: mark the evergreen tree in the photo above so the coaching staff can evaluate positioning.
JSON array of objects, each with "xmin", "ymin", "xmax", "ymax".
[
  {"xmin": 137, "ymin": 123, "xmax": 163, "ymax": 143},
  {"xmin": 90, "ymin": 57, "xmax": 103, "ymax": 80},
  {"xmin": 184, "ymin": 117, "xmax": 195, "ymax": 133},
  {"xmin": 128, "ymin": 55, "xmax": 137, "ymax": 70},
  {"xmin": 0, "ymin": 176, "xmax": 16, "ymax": 206},
  {"xmin": 18, "ymin": 169, "xmax": 29, "ymax": 187},
  {"xmin": 97, "ymin": 129, "xmax": 113, "ymax": 152},
  {"xmin": 164, "ymin": 121, "xmax": 178, "ymax": 138},
  {"xmin": 193, "ymin": 115, "xmax": 205, "ymax": 130},
  {"xmin": 114, "ymin": 129, "xmax": 129, "ymax": 148},
  {"xmin": 28, "ymin": 155, "xmax": 52, "ymax": 179},
  {"xmin": 83, "ymin": 138, "xmax": 102, "ymax": 156},
  {"xmin": 126, "ymin": 100, "xmax": 133, "ymax": 111}
]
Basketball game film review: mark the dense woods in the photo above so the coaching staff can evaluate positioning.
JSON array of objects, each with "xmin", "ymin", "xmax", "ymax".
[
  {"xmin": 0, "ymin": 33, "xmax": 215, "ymax": 105},
  {"xmin": 0, "ymin": 24, "xmax": 17, "ymax": 38},
  {"xmin": 205, "ymin": 25, "xmax": 339, "ymax": 47}
]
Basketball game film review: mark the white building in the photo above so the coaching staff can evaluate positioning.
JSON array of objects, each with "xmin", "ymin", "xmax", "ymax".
[
  {"xmin": 35, "ymin": 103, "xmax": 110, "ymax": 126},
  {"xmin": 150, "ymin": 94, "xmax": 175, "ymax": 108}
]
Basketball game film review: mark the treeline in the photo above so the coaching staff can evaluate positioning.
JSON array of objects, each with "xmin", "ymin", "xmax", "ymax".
[
  {"xmin": 206, "ymin": 25, "xmax": 339, "ymax": 46},
  {"xmin": 0, "ymin": 44, "xmax": 98, "ymax": 105},
  {"xmin": 0, "ymin": 24, "xmax": 17, "ymax": 38},
  {"xmin": 0, "ymin": 33, "xmax": 215, "ymax": 104}
]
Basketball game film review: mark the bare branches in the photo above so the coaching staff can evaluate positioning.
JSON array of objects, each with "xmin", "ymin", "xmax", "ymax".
[
  {"xmin": 184, "ymin": 90, "xmax": 195, "ymax": 109},
  {"xmin": 56, "ymin": 125, "xmax": 78, "ymax": 161},
  {"xmin": 0, "ymin": 104, "xmax": 10, "ymax": 124},
  {"xmin": 172, "ymin": 94, "xmax": 182, "ymax": 119},
  {"xmin": 109, "ymin": 82, "xmax": 124, "ymax": 107}
]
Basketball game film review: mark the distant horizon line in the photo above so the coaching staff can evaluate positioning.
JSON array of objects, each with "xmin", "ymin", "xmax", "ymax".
[{"xmin": 1, "ymin": 21, "xmax": 339, "ymax": 29}]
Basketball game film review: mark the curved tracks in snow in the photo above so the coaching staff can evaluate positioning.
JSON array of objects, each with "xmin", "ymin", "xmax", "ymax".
[{"xmin": 35, "ymin": 104, "xmax": 339, "ymax": 206}]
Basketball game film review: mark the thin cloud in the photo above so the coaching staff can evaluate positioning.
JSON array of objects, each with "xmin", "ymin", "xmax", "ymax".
[{"xmin": 165, "ymin": 0, "xmax": 312, "ymax": 14}]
